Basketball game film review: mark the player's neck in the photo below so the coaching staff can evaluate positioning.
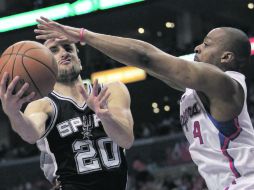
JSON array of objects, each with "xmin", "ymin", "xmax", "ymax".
[{"xmin": 53, "ymin": 76, "xmax": 87, "ymax": 104}]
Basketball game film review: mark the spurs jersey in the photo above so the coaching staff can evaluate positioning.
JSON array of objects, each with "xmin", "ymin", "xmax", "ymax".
[
  {"xmin": 180, "ymin": 71, "xmax": 254, "ymax": 190},
  {"xmin": 36, "ymin": 85, "xmax": 127, "ymax": 190}
]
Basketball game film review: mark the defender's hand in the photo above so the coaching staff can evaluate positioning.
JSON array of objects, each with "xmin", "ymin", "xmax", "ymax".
[
  {"xmin": 0, "ymin": 72, "xmax": 35, "ymax": 117},
  {"xmin": 35, "ymin": 16, "xmax": 81, "ymax": 44},
  {"xmin": 79, "ymin": 79, "xmax": 111, "ymax": 118}
]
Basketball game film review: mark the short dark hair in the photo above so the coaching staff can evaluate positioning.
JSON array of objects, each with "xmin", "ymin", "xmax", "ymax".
[{"xmin": 221, "ymin": 27, "xmax": 251, "ymax": 71}]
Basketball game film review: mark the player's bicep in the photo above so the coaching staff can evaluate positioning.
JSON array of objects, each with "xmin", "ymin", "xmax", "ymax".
[
  {"xmin": 146, "ymin": 50, "xmax": 198, "ymax": 91},
  {"xmin": 145, "ymin": 50, "xmax": 181, "ymax": 81},
  {"xmin": 143, "ymin": 48, "xmax": 240, "ymax": 102},
  {"xmin": 191, "ymin": 64, "xmax": 237, "ymax": 98},
  {"xmin": 24, "ymin": 99, "xmax": 52, "ymax": 138},
  {"xmin": 151, "ymin": 53, "xmax": 230, "ymax": 95},
  {"xmin": 181, "ymin": 62, "xmax": 243, "ymax": 114}
]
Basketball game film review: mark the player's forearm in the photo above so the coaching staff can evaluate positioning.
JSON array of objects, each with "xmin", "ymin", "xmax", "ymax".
[
  {"xmin": 84, "ymin": 31, "xmax": 210, "ymax": 91},
  {"xmin": 8, "ymin": 112, "xmax": 43, "ymax": 144},
  {"xmin": 84, "ymin": 30, "xmax": 159, "ymax": 71},
  {"xmin": 99, "ymin": 113, "xmax": 134, "ymax": 149}
]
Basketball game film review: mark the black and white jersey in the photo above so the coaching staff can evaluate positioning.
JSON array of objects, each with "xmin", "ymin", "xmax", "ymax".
[{"xmin": 37, "ymin": 85, "xmax": 128, "ymax": 190}]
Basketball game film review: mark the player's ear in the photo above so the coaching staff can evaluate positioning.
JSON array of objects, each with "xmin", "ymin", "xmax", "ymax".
[{"xmin": 221, "ymin": 51, "xmax": 234, "ymax": 64}]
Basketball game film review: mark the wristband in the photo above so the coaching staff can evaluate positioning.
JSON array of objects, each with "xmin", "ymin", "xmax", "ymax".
[{"xmin": 79, "ymin": 28, "xmax": 86, "ymax": 46}]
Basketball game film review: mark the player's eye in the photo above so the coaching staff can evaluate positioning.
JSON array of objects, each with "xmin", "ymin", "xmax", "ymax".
[
  {"xmin": 66, "ymin": 48, "xmax": 73, "ymax": 52},
  {"xmin": 203, "ymin": 42, "xmax": 208, "ymax": 47},
  {"xmin": 63, "ymin": 45, "xmax": 73, "ymax": 52},
  {"xmin": 50, "ymin": 47, "xmax": 58, "ymax": 53}
]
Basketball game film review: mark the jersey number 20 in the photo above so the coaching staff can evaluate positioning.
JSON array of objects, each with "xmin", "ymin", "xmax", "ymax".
[{"xmin": 72, "ymin": 137, "xmax": 121, "ymax": 174}]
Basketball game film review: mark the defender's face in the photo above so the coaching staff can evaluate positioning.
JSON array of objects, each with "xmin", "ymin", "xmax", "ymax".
[
  {"xmin": 194, "ymin": 28, "xmax": 226, "ymax": 66},
  {"xmin": 45, "ymin": 40, "xmax": 82, "ymax": 83}
]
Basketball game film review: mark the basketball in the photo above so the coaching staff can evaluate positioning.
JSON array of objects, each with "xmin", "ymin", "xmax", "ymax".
[{"xmin": 0, "ymin": 40, "xmax": 58, "ymax": 100}]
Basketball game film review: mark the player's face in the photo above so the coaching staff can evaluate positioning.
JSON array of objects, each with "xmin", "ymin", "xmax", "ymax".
[
  {"xmin": 46, "ymin": 40, "xmax": 82, "ymax": 83},
  {"xmin": 194, "ymin": 28, "xmax": 226, "ymax": 67}
]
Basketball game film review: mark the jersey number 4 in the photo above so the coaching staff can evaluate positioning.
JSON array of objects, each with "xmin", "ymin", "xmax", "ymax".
[
  {"xmin": 72, "ymin": 137, "xmax": 121, "ymax": 174},
  {"xmin": 193, "ymin": 121, "xmax": 204, "ymax": 144}
]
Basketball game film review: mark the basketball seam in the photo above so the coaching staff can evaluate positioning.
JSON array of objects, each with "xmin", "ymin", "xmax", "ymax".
[
  {"xmin": 0, "ymin": 46, "xmax": 14, "ymax": 75},
  {"xmin": 1, "ymin": 47, "xmax": 41, "ymax": 57},
  {"xmin": 23, "ymin": 47, "xmax": 58, "ymax": 78},
  {"xmin": 21, "ymin": 54, "xmax": 43, "ymax": 98},
  {"xmin": 2, "ymin": 53, "xmax": 57, "ymax": 79},
  {"xmin": 12, "ymin": 42, "xmax": 26, "ymax": 80}
]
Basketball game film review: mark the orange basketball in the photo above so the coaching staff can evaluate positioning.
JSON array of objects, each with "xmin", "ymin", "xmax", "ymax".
[{"xmin": 0, "ymin": 41, "xmax": 58, "ymax": 100}]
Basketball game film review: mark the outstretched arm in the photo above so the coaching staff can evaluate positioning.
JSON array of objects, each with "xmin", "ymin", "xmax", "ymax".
[
  {"xmin": 35, "ymin": 17, "xmax": 187, "ymax": 91},
  {"xmin": 34, "ymin": 17, "xmax": 231, "ymax": 94},
  {"xmin": 35, "ymin": 17, "xmax": 243, "ymax": 121}
]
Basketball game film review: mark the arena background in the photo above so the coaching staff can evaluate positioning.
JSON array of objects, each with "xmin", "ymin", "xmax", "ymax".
[{"xmin": 0, "ymin": 0, "xmax": 254, "ymax": 189}]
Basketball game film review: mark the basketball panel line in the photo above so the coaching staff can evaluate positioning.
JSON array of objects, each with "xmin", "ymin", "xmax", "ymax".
[
  {"xmin": 21, "ymin": 54, "xmax": 43, "ymax": 98},
  {"xmin": 2, "ymin": 52, "xmax": 57, "ymax": 78},
  {"xmin": 0, "ymin": 46, "xmax": 14, "ymax": 75},
  {"xmin": 12, "ymin": 42, "xmax": 26, "ymax": 80}
]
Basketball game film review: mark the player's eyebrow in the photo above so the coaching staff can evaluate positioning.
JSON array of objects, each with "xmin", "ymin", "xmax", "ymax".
[
  {"xmin": 63, "ymin": 44, "xmax": 73, "ymax": 48},
  {"xmin": 48, "ymin": 45, "xmax": 57, "ymax": 49},
  {"xmin": 204, "ymin": 36, "xmax": 212, "ymax": 41}
]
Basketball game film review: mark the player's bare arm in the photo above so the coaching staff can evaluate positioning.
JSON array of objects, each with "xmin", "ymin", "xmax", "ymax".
[
  {"xmin": 35, "ymin": 17, "xmax": 243, "ymax": 122},
  {"xmin": 23, "ymin": 98, "xmax": 53, "ymax": 143},
  {"xmin": 101, "ymin": 81, "xmax": 134, "ymax": 149},
  {"xmin": 82, "ymin": 31, "xmax": 245, "ymax": 122},
  {"xmin": 79, "ymin": 80, "xmax": 134, "ymax": 149},
  {"xmin": 0, "ymin": 72, "xmax": 52, "ymax": 144},
  {"xmin": 35, "ymin": 17, "xmax": 184, "ymax": 91}
]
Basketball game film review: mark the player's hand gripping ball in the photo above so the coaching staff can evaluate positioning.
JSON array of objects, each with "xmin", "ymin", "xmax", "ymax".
[{"xmin": 0, "ymin": 41, "xmax": 58, "ymax": 100}]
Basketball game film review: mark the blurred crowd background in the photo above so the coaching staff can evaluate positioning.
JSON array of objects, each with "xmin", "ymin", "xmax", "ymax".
[{"xmin": 0, "ymin": 0, "xmax": 254, "ymax": 189}]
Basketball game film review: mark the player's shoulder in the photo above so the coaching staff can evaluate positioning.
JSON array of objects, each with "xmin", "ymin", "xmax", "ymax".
[
  {"xmin": 104, "ymin": 81, "xmax": 130, "ymax": 100},
  {"xmin": 223, "ymin": 71, "xmax": 245, "ymax": 99},
  {"xmin": 106, "ymin": 81, "xmax": 130, "ymax": 96},
  {"xmin": 225, "ymin": 71, "xmax": 246, "ymax": 90},
  {"xmin": 104, "ymin": 81, "xmax": 127, "ymax": 91}
]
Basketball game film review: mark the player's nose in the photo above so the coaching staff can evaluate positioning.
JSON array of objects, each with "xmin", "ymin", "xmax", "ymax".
[
  {"xmin": 60, "ymin": 49, "xmax": 70, "ymax": 59},
  {"xmin": 194, "ymin": 45, "xmax": 201, "ymax": 54}
]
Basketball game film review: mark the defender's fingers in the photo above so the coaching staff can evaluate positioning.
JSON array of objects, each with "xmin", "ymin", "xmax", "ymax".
[
  {"xmin": 39, "ymin": 17, "xmax": 63, "ymax": 31},
  {"xmin": 55, "ymin": 37, "xmax": 69, "ymax": 44},
  {"xmin": 37, "ymin": 24, "xmax": 50, "ymax": 30},
  {"xmin": 36, "ymin": 33, "xmax": 59, "ymax": 40},
  {"xmin": 36, "ymin": 18, "xmax": 49, "ymax": 26},
  {"xmin": 39, "ymin": 16, "xmax": 53, "ymax": 23},
  {"xmin": 34, "ymin": 29, "xmax": 52, "ymax": 35}
]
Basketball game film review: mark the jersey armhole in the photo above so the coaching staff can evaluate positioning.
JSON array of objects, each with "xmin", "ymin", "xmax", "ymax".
[
  {"xmin": 39, "ymin": 97, "xmax": 58, "ymax": 139},
  {"xmin": 232, "ymin": 78, "xmax": 246, "ymax": 103},
  {"xmin": 225, "ymin": 71, "xmax": 247, "ymax": 101}
]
